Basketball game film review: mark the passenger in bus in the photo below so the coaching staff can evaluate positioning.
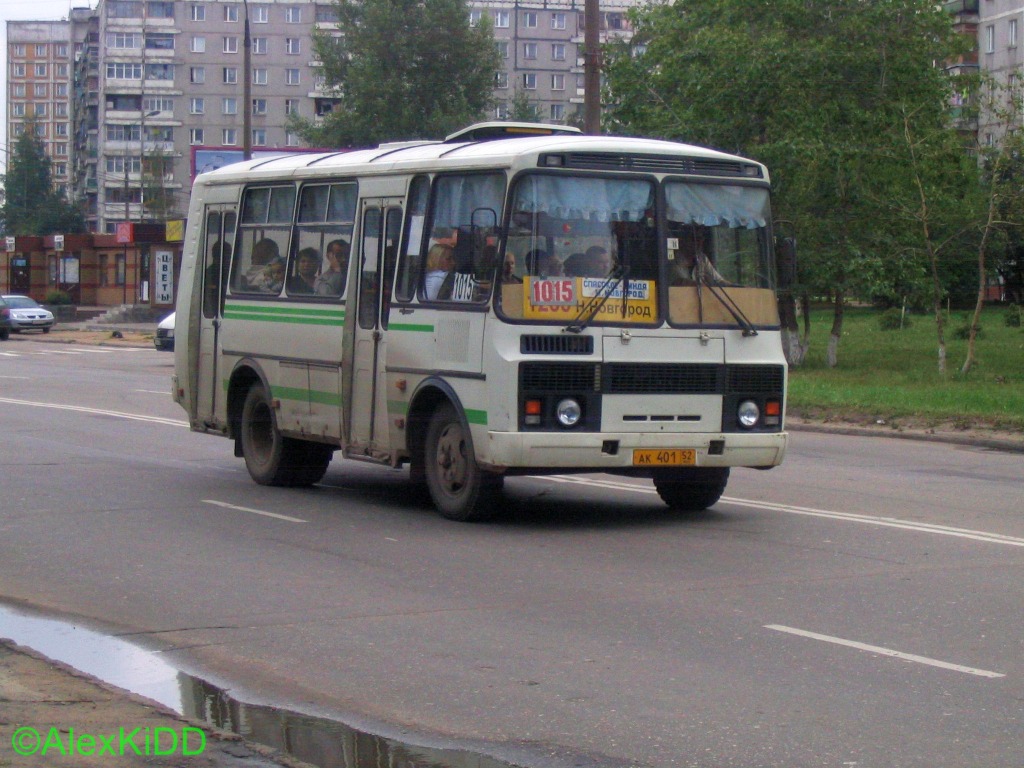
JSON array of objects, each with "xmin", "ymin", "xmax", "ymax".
[
  {"xmin": 314, "ymin": 239, "xmax": 350, "ymax": 297},
  {"xmin": 670, "ymin": 228, "xmax": 726, "ymax": 284},
  {"xmin": 262, "ymin": 257, "xmax": 287, "ymax": 294},
  {"xmin": 563, "ymin": 252, "xmax": 587, "ymax": 277},
  {"xmin": 424, "ymin": 243, "xmax": 456, "ymax": 300},
  {"xmin": 525, "ymin": 248, "xmax": 563, "ymax": 278},
  {"xmin": 243, "ymin": 238, "xmax": 281, "ymax": 291},
  {"xmin": 287, "ymin": 248, "xmax": 321, "ymax": 294},
  {"xmin": 582, "ymin": 245, "xmax": 614, "ymax": 277}
]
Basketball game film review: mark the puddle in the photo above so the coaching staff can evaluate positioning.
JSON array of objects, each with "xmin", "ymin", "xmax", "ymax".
[{"xmin": 0, "ymin": 603, "xmax": 524, "ymax": 768}]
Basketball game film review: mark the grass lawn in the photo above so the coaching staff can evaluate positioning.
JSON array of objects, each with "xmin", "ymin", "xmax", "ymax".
[{"xmin": 787, "ymin": 306, "xmax": 1024, "ymax": 432}]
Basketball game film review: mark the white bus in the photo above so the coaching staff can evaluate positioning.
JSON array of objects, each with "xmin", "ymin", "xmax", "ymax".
[{"xmin": 172, "ymin": 122, "xmax": 788, "ymax": 521}]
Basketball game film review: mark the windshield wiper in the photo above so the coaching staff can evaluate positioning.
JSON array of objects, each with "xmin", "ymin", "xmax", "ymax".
[
  {"xmin": 564, "ymin": 265, "xmax": 630, "ymax": 334},
  {"xmin": 693, "ymin": 257, "xmax": 758, "ymax": 337}
]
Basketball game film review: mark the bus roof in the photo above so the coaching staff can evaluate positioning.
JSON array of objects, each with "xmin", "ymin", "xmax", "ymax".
[{"xmin": 195, "ymin": 129, "xmax": 769, "ymax": 186}]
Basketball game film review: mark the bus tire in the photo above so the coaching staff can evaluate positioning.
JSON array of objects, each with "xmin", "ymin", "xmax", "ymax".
[
  {"xmin": 653, "ymin": 467, "xmax": 730, "ymax": 511},
  {"xmin": 424, "ymin": 403, "xmax": 503, "ymax": 521},
  {"xmin": 292, "ymin": 443, "xmax": 333, "ymax": 487},
  {"xmin": 240, "ymin": 383, "xmax": 305, "ymax": 486}
]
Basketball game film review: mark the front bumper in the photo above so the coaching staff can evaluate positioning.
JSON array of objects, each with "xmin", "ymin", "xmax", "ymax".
[{"xmin": 482, "ymin": 429, "xmax": 787, "ymax": 471}]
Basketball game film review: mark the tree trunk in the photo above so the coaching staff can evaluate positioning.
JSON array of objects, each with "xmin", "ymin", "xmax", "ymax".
[
  {"xmin": 961, "ymin": 250, "xmax": 986, "ymax": 376},
  {"xmin": 826, "ymin": 290, "xmax": 844, "ymax": 368}
]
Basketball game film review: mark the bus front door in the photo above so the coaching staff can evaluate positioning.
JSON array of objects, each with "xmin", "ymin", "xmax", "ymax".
[
  {"xmin": 196, "ymin": 206, "xmax": 236, "ymax": 427},
  {"xmin": 348, "ymin": 201, "xmax": 403, "ymax": 451}
]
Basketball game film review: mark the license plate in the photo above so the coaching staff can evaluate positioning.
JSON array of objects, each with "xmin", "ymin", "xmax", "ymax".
[{"xmin": 632, "ymin": 449, "xmax": 697, "ymax": 467}]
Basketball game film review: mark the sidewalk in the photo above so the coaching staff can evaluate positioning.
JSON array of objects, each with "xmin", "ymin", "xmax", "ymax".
[{"xmin": 0, "ymin": 640, "xmax": 313, "ymax": 768}]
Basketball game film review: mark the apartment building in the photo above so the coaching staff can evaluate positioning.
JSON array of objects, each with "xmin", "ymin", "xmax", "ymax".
[
  {"xmin": 976, "ymin": 0, "xmax": 1024, "ymax": 143},
  {"xmin": 5, "ymin": 20, "xmax": 76, "ymax": 197}
]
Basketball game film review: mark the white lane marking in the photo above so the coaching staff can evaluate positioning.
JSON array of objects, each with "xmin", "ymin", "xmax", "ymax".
[
  {"xmin": 202, "ymin": 499, "xmax": 307, "ymax": 523},
  {"xmin": 0, "ymin": 374, "xmax": 31, "ymax": 378},
  {"xmin": 0, "ymin": 396, "xmax": 187, "ymax": 428},
  {"xmin": 136, "ymin": 389, "xmax": 171, "ymax": 395},
  {"xmin": 765, "ymin": 624, "xmax": 1005, "ymax": 679},
  {"xmin": 0, "ymin": 352, "xmax": 21, "ymax": 358},
  {"xmin": 547, "ymin": 475, "xmax": 1024, "ymax": 548}
]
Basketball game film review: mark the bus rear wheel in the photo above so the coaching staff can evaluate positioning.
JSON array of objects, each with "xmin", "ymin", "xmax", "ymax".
[
  {"xmin": 653, "ymin": 467, "xmax": 730, "ymax": 511},
  {"xmin": 424, "ymin": 403, "xmax": 503, "ymax": 522},
  {"xmin": 240, "ymin": 383, "xmax": 327, "ymax": 487}
]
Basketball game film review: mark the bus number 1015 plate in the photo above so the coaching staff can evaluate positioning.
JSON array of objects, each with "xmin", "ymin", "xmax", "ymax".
[{"xmin": 632, "ymin": 449, "xmax": 697, "ymax": 467}]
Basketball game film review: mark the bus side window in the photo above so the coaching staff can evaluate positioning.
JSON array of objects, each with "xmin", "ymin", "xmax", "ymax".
[{"xmin": 395, "ymin": 175, "xmax": 429, "ymax": 302}]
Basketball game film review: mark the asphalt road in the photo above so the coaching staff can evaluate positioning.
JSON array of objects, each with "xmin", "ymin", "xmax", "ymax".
[{"xmin": 1, "ymin": 338, "xmax": 1022, "ymax": 768}]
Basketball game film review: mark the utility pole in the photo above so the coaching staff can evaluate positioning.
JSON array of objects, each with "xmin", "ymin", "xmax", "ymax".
[
  {"xmin": 583, "ymin": 0, "xmax": 601, "ymax": 135},
  {"xmin": 242, "ymin": 0, "xmax": 252, "ymax": 160}
]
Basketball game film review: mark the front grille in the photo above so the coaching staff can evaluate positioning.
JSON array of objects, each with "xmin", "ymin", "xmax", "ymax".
[
  {"xmin": 521, "ymin": 362, "xmax": 598, "ymax": 391},
  {"xmin": 522, "ymin": 362, "xmax": 782, "ymax": 395},
  {"xmin": 521, "ymin": 334, "xmax": 594, "ymax": 355},
  {"xmin": 606, "ymin": 363, "xmax": 721, "ymax": 394},
  {"xmin": 727, "ymin": 364, "xmax": 784, "ymax": 393}
]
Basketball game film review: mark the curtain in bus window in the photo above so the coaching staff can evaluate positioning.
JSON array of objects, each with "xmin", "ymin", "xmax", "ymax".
[
  {"xmin": 513, "ymin": 176, "xmax": 652, "ymax": 220},
  {"xmin": 664, "ymin": 184, "xmax": 769, "ymax": 229},
  {"xmin": 431, "ymin": 174, "xmax": 504, "ymax": 229}
]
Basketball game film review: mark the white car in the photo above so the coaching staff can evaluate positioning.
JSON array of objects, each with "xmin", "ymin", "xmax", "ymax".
[
  {"xmin": 154, "ymin": 311, "xmax": 175, "ymax": 351},
  {"xmin": 1, "ymin": 295, "xmax": 55, "ymax": 333}
]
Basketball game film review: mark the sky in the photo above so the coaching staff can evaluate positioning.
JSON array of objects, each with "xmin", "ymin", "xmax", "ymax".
[{"xmin": 1, "ymin": 0, "xmax": 96, "ymax": 170}]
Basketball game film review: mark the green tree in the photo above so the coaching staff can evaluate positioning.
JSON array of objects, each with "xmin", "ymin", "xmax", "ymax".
[
  {"xmin": 296, "ymin": 0, "xmax": 499, "ymax": 147},
  {"xmin": 1, "ymin": 125, "xmax": 85, "ymax": 236},
  {"xmin": 508, "ymin": 88, "xmax": 543, "ymax": 122},
  {"xmin": 604, "ymin": 0, "xmax": 970, "ymax": 368}
]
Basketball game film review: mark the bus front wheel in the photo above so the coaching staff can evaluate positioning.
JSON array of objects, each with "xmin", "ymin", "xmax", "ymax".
[
  {"xmin": 653, "ymin": 467, "xmax": 730, "ymax": 511},
  {"xmin": 424, "ymin": 403, "xmax": 502, "ymax": 522},
  {"xmin": 240, "ymin": 383, "xmax": 327, "ymax": 487}
]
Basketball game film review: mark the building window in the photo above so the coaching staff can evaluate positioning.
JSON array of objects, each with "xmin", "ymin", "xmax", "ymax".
[
  {"xmin": 495, "ymin": 104, "xmax": 508, "ymax": 119},
  {"xmin": 551, "ymin": 12, "xmax": 566, "ymax": 29},
  {"xmin": 12, "ymin": 104, "xmax": 26, "ymax": 117},
  {"xmin": 190, "ymin": 66, "xmax": 206, "ymax": 84},
  {"xmin": 551, "ymin": 73, "xmax": 565, "ymax": 90},
  {"xmin": 223, "ymin": 128, "xmax": 238, "ymax": 145},
  {"xmin": 252, "ymin": 128, "xmax": 267, "ymax": 146},
  {"xmin": 191, "ymin": 4, "xmax": 205, "ymax": 21},
  {"xmin": 190, "ymin": 128, "xmax": 204, "ymax": 145},
  {"xmin": 107, "ymin": 62, "xmax": 142, "ymax": 79},
  {"xmin": 12, "ymin": 63, "xmax": 26, "ymax": 77},
  {"xmin": 34, "ymin": 103, "xmax": 48, "ymax": 118},
  {"xmin": 252, "ymin": 97, "xmax": 267, "ymax": 114},
  {"xmin": 12, "ymin": 84, "xmax": 25, "ymax": 97},
  {"xmin": 1011, "ymin": 18, "xmax": 1018, "ymax": 48},
  {"xmin": 223, "ymin": 67, "xmax": 238, "ymax": 84},
  {"xmin": 107, "ymin": 1, "xmax": 142, "ymax": 19},
  {"xmin": 286, "ymin": 38, "xmax": 301, "ymax": 54},
  {"xmin": 106, "ymin": 32, "xmax": 139, "ymax": 48},
  {"xmin": 253, "ymin": 37, "xmax": 267, "ymax": 54},
  {"xmin": 286, "ymin": 131, "xmax": 300, "ymax": 147},
  {"xmin": 524, "ymin": 42, "xmax": 537, "ymax": 59},
  {"xmin": 144, "ymin": 96, "xmax": 173, "ymax": 112},
  {"xmin": 223, "ymin": 97, "xmax": 238, "ymax": 114},
  {"xmin": 106, "ymin": 124, "xmax": 142, "ymax": 141},
  {"xmin": 552, "ymin": 43, "xmax": 566, "ymax": 60},
  {"xmin": 493, "ymin": 10, "xmax": 509, "ymax": 28},
  {"xmin": 190, "ymin": 97, "xmax": 205, "ymax": 114},
  {"xmin": 146, "ymin": 33, "xmax": 174, "ymax": 50},
  {"xmin": 34, "ymin": 64, "xmax": 48, "ymax": 77},
  {"xmin": 56, "ymin": 44, "xmax": 68, "ymax": 57},
  {"xmin": 55, "ymin": 102, "xmax": 68, "ymax": 116},
  {"xmin": 253, "ymin": 5, "xmax": 269, "ymax": 22},
  {"xmin": 224, "ymin": 4, "xmax": 238, "ymax": 22},
  {"xmin": 56, "ymin": 63, "xmax": 69, "ymax": 77},
  {"xmin": 253, "ymin": 68, "xmax": 268, "ymax": 85},
  {"xmin": 146, "ymin": 63, "xmax": 175, "ymax": 80},
  {"xmin": 148, "ymin": 2, "xmax": 175, "ymax": 18},
  {"xmin": 286, "ymin": 6, "xmax": 301, "ymax": 22},
  {"xmin": 986, "ymin": 25, "xmax": 995, "ymax": 53},
  {"xmin": 285, "ymin": 68, "xmax": 300, "ymax": 85},
  {"xmin": 12, "ymin": 44, "xmax": 25, "ymax": 57},
  {"xmin": 496, "ymin": 40, "xmax": 509, "ymax": 58},
  {"xmin": 469, "ymin": 9, "xmax": 481, "ymax": 26},
  {"xmin": 57, "ymin": 123, "xmax": 70, "ymax": 137},
  {"xmin": 223, "ymin": 36, "xmax": 238, "ymax": 53},
  {"xmin": 35, "ymin": 43, "xmax": 47, "ymax": 56},
  {"xmin": 285, "ymin": 98, "xmax": 299, "ymax": 115},
  {"xmin": 54, "ymin": 143, "xmax": 68, "ymax": 156},
  {"xmin": 523, "ymin": 73, "xmax": 537, "ymax": 90},
  {"xmin": 34, "ymin": 84, "xmax": 48, "ymax": 98},
  {"xmin": 191, "ymin": 36, "xmax": 206, "ymax": 53},
  {"xmin": 551, "ymin": 103, "xmax": 565, "ymax": 120},
  {"xmin": 523, "ymin": 11, "xmax": 537, "ymax": 27},
  {"xmin": 495, "ymin": 71, "xmax": 508, "ymax": 89}
]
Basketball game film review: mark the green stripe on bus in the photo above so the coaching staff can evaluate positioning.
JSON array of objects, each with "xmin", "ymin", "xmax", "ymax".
[
  {"xmin": 224, "ymin": 303, "xmax": 345, "ymax": 318},
  {"xmin": 223, "ymin": 311, "xmax": 345, "ymax": 326},
  {"xmin": 270, "ymin": 385, "xmax": 309, "ymax": 402},
  {"xmin": 387, "ymin": 399, "xmax": 409, "ymax": 415},
  {"xmin": 310, "ymin": 389, "xmax": 342, "ymax": 406},
  {"xmin": 389, "ymin": 322, "xmax": 435, "ymax": 333},
  {"xmin": 465, "ymin": 408, "xmax": 487, "ymax": 426}
]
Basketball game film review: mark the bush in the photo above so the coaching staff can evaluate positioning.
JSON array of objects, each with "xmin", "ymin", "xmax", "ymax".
[
  {"xmin": 1006, "ymin": 304, "xmax": 1022, "ymax": 328},
  {"xmin": 953, "ymin": 323, "xmax": 983, "ymax": 340},
  {"xmin": 878, "ymin": 307, "xmax": 911, "ymax": 330},
  {"xmin": 44, "ymin": 290, "xmax": 73, "ymax": 305}
]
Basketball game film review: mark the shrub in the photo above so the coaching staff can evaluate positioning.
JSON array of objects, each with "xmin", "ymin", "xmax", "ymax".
[
  {"xmin": 953, "ymin": 323, "xmax": 983, "ymax": 340},
  {"xmin": 1006, "ymin": 304, "xmax": 1022, "ymax": 328},
  {"xmin": 44, "ymin": 290, "xmax": 73, "ymax": 305},
  {"xmin": 878, "ymin": 307, "xmax": 911, "ymax": 330}
]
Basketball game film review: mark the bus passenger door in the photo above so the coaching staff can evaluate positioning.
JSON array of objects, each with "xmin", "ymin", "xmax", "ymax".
[
  {"xmin": 348, "ymin": 200, "xmax": 402, "ymax": 450},
  {"xmin": 196, "ymin": 207, "xmax": 236, "ymax": 426}
]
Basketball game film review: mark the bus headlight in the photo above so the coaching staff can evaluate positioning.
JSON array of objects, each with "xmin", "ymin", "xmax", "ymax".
[
  {"xmin": 737, "ymin": 400, "xmax": 760, "ymax": 428},
  {"xmin": 556, "ymin": 398, "xmax": 582, "ymax": 427}
]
